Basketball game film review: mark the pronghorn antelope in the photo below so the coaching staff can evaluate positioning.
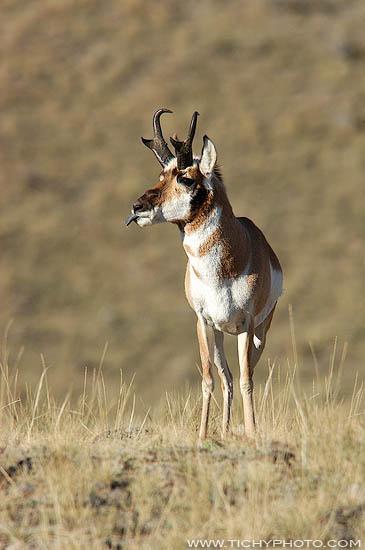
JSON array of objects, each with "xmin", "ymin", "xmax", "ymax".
[{"xmin": 126, "ymin": 109, "xmax": 283, "ymax": 439}]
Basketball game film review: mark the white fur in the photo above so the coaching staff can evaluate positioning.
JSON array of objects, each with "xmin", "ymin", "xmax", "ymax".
[
  {"xmin": 162, "ymin": 194, "xmax": 191, "ymax": 223},
  {"xmin": 163, "ymin": 157, "xmax": 177, "ymax": 171},
  {"xmin": 184, "ymin": 209, "xmax": 253, "ymax": 335},
  {"xmin": 136, "ymin": 207, "xmax": 162, "ymax": 226},
  {"xmin": 253, "ymin": 335, "xmax": 262, "ymax": 349},
  {"xmin": 184, "ymin": 209, "xmax": 283, "ymax": 335},
  {"xmin": 187, "ymin": 254, "xmax": 256, "ymax": 335},
  {"xmin": 136, "ymin": 192, "xmax": 192, "ymax": 226},
  {"xmin": 136, "ymin": 217, "xmax": 153, "ymax": 227},
  {"xmin": 200, "ymin": 136, "xmax": 217, "ymax": 177},
  {"xmin": 183, "ymin": 206, "xmax": 222, "ymax": 254}
]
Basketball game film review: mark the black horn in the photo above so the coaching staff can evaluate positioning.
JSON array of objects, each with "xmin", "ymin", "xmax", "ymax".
[
  {"xmin": 141, "ymin": 108, "xmax": 175, "ymax": 167},
  {"xmin": 170, "ymin": 111, "xmax": 199, "ymax": 170}
]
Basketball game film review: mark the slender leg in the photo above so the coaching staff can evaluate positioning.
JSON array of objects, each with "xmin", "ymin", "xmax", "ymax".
[
  {"xmin": 238, "ymin": 320, "xmax": 256, "ymax": 438},
  {"xmin": 197, "ymin": 318, "xmax": 215, "ymax": 441},
  {"xmin": 213, "ymin": 329, "xmax": 233, "ymax": 438}
]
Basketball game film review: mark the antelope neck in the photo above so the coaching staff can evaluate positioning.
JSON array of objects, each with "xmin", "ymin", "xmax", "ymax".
[{"xmin": 182, "ymin": 201, "xmax": 247, "ymax": 268}]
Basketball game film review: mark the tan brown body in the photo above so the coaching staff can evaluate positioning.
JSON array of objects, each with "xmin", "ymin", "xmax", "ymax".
[{"xmin": 127, "ymin": 109, "xmax": 283, "ymax": 439}]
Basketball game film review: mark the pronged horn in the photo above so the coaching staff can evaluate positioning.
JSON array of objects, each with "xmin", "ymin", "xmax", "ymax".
[
  {"xmin": 170, "ymin": 111, "xmax": 199, "ymax": 170},
  {"xmin": 141, "ymin": 108, "xmax": 175, "ymax": 167}
]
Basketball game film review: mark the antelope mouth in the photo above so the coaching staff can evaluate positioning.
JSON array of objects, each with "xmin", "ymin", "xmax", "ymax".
[
  {"xmin": 125, "ymin": 210, "xmax": 154, "ymax": 227},
  {"xmin": 125, "ymin": 213, "xmax": 139, "ymax": 226}
]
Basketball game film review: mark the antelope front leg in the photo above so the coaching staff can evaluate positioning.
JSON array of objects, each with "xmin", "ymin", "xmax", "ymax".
[
  {"xmin": 238, "ymin": 323, "xmax": 256, "ymax": 438},
  {"xmin": 197, "ymin": 318, "xmax": 215, "ymax": 441},
  {"xmin": 213, "ymin": 329, "xmax": 233, "ymax": 438}
]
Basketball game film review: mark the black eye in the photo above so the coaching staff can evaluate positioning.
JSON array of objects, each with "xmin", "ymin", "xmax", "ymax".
[{"xmin": 177, "ymin": 176, "xmax": 195, "ymax": 187}]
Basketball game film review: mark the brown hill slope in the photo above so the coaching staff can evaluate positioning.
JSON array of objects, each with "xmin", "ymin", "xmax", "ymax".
[{"xmin": 0, "ymin": 0, "xmax": 364, "ymax": 402}]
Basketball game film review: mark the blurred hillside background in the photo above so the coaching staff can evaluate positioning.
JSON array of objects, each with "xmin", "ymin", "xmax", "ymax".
[{"xmin": 1, "ymin": 0, "xmax": 364, "ymax": 405}]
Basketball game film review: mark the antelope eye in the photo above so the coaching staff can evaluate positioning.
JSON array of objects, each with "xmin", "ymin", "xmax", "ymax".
[{"xmin": 177, "ymin": 176, "xmax": 195, "ymax": 187}]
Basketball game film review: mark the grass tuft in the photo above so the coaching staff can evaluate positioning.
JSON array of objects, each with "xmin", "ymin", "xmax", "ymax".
[{"xmin": 0, "ymin": 340, "xmax": 364, "ymax": 548}]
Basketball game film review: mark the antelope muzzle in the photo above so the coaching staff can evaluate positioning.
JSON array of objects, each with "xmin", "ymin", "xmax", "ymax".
[{"xmin": 125, "ymin": 189, "xmax": 161, "ymax": 226}]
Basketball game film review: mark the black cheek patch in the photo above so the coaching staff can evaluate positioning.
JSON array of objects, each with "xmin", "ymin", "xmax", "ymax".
[
  {"xmin": 190, "ymin": 185, "xmax": 208, "ymax": 217},
  {"xmin": 177, "ymin": 176, "xmax": 195, "ymax": 187}
]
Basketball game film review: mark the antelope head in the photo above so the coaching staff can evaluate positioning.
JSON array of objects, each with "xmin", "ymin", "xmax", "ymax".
[{"xmin": 125, "ymin": 109, "xmax": 218, "ymax": 228}]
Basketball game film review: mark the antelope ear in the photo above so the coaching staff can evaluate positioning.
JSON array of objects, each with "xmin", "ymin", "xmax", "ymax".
[{"xmin": 199, "ymin": 135, "xmax": 217, "ymax": 178}]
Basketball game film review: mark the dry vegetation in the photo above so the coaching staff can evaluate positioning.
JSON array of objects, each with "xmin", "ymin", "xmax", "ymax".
[{"xmin": 0, "ymin": 335, "xmax": 364, "ymax": 548}]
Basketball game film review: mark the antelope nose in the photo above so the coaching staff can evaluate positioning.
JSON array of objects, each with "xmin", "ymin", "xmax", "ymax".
[{"xmin": 132, "ymin": 201, "xmax": 144, "ymax": 213}]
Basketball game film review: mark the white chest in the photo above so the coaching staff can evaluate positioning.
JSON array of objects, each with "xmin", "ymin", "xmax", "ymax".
[
  {"xmin": 182, "ymin": 209, "xmax": 282, "ymax": 334},
  {"xmin": 183, "ymin": 239, "xmax": 282, "ymax": 335},
  {"xmin": 186, "ymin": 259, "xmax": 254, "ymax": 334}
]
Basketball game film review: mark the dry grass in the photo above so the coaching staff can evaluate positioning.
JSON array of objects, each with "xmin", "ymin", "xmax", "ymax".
[{"xmin": 0, "ymin": 334, "xmax": 364, "ymax": 549}]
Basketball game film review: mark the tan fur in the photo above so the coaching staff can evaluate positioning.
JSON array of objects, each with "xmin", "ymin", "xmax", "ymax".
[
  {"xmin": 132, "ymin": 132, "xmax": 282, "ymax": 441},
  {"xmin": 196, "ymin": 318, "xmax": 214, "ymax": 440},
  {"xmin": 237, "ymin": 217, "xmax": 280, "ymax": 319},
  {"xmin": 183, "ymin": 180, "xmax": 280, "ymax": 321},
  {"xmin": 181, "ymin": 178, "xmax": 282, "ymax": 439},
  {"xmin": 143, "ymin": 167, "xmax": 184, "ymax": 208},
  {"xmin": 184, "ymin": 264, "xmax": 192, "ymax": 309},
  {"xmin": 198, "ymin": 228, "xmax": 221, "ymax": 256},
  {"xmin": 186, "ymin": 183, "xmax": 252, "ymax": 280}
]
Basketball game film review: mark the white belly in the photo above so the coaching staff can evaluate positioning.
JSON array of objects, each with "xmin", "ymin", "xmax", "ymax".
[
  {"xmin": 188, "ymin": 265, "xmax": 254, "ymax": 334},
  {"xmin": 187, "ymin": 261, "xmax": 282, "ymax": 335}
]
